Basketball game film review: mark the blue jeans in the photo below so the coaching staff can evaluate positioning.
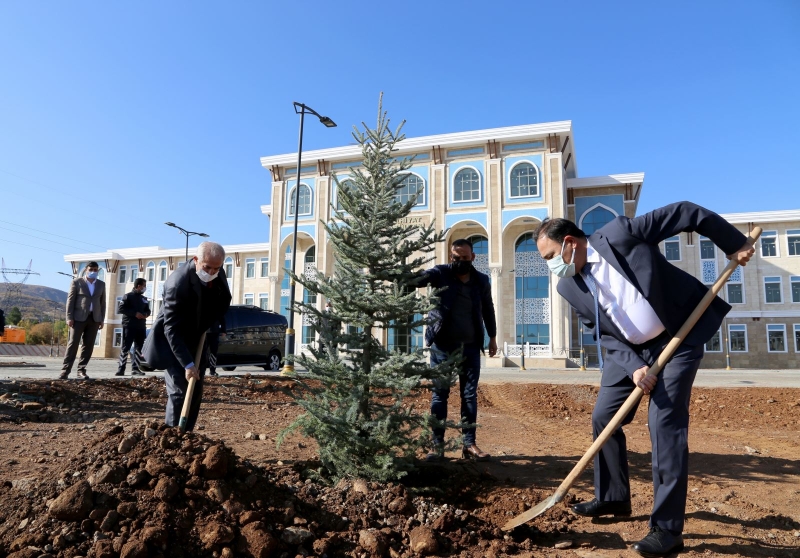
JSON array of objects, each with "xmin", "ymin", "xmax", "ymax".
[{"xmin": 429, "ymin": 342, "xmax": 481, "ymax": 446}]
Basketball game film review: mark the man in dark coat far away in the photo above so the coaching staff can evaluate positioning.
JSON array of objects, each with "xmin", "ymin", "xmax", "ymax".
[
  {"xmin": 535, "ymin": 201, "xmax": 754, "ymax": 557},
  {"xmin": 142, "ymin": 241, "xmax": 231, "ymax": 431}
]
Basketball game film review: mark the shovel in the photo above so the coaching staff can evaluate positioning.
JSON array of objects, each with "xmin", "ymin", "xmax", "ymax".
[
  {"xmin": 178, "ymin": 331, "xmax": 208, "ymax": 432},
  {"xmin": 502, "ymin": 226, "xmax": 762, "ymax": 531}
]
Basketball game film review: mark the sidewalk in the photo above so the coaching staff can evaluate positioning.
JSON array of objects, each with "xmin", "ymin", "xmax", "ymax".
[{"xmin": 2, "ymin": 356, "xmax": 799, "ymax": 388}]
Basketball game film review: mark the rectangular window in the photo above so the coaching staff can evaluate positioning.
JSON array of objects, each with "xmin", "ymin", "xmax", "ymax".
[
  {"xmin": 705, "ymin": 330, "xmax": 722, "ymax": 352},
  {"xmin": 727, "ymin": 283, "xmax": 743, "ymax": 304},
  {"xmin": 761, "ymin": 230, "xmax": 778, "ymax": 257},
  {"xmin": 118, "ymin": 266, "xmax": 127, "ymax": 284},
  {"xmin": 159, "ymin": 266, "xmax": 167, "ymax": 281},
  {"xmin": 258, "ymin": 293, "xmax": 269, "ymax": 310},
  {"xmin": 147, "ymin": 266, "xmax": 155, "ymax": 282},
  {"xmin": 699, "ymin": 238, "xmax": 716, "ymax": 259},
  {"xmin": 788, "ymin": 230, "xmax": 800, "ymax": 256},
  {"xmin": 764, "ymin": 276, "xmax": 782, "ymax": 304},
  {"xmin": 260, "ymin": 257, "xmax": 269, "ymax": 277},
  {"xmin": 729, "ymin": 324, "xmax": 747, "ymax": 352},
  {"xmin": 115, "ymin": 297, "xmax": 123, "ymax": 315},
  {"xmin": 243, "ymin": 293, "xmax": 254, "ymax": 306},
  {"xmin": 664, "ymin": 236, "xmax": 680, "ymax": 261},
  {"xmin": 794, "ymin": 324, "xmax": 800, "ymax": 352},
  {"xmin": 245, "ymin": 258, "xmax": 256, "ymax": 279},
  {"xmin": 792, "ymin": 276, "xmax": 800, "ymax": 303},
  {"xmin": 767, "ymin": 324, "xmax": 787, "ymax": 352},
  {"xmin": 113, "ymin": 328, "xmax": 123, "ymax": 348},
  {"xmin": 130, "ymin": 265, "xmax": 138, "ymax": 282}
]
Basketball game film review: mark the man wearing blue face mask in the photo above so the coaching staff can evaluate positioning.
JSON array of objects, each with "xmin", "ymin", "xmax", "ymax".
[
  {"xmin": 535, "ymin": 202, "xmax": 754, "ymax": 558},
  {"xmin": 60, "ymin": 261, "xmax": 106, "ymax": 380},
  {"xmin": 416, "ymin": 238, "xmax": 497, "ymax": 462},
  {"xmin": 142, "ymin": 241, "xmax": 231, "ymax": 430}
]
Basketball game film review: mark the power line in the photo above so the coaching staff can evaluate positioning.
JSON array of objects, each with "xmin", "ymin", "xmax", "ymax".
[
  {"xmin": 0, "ymin": 219, "xmax": 108, "ymax": 250},
  {"xmin": 0, "ymin": 237, "xmax": 71, "ymax": 255},
  {"xmin": 0, "ymin": 225, "xmax": 94, "ymax": 253}
]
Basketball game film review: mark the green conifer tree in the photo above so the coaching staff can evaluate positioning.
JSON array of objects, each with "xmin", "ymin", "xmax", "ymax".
[{"xmin": 278, "ymin": 96, "xmax": 459, "ymax": 482}]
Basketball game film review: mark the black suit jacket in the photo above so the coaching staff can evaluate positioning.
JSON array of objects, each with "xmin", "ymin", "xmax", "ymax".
[
  {"xmin": 142, "ymin": 262, "xmax": 231, "ymax": 370},
  {"xmin": 557, "ymin": 202, "xmax": 747, "ymax": 386}
]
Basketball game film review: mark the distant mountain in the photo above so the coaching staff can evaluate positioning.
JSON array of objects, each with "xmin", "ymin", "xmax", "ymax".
[{"xmin": 1, "ymin": 283, "xmax": 69, "ymax": 322}]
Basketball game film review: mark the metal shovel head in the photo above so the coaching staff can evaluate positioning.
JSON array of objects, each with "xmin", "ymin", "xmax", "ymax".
[{"xmin": 502, "ymin": 494, "xmax": 557, "ymax": 531}]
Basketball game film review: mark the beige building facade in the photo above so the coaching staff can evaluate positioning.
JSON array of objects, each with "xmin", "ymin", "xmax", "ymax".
[{"xmin": 64, "ymin": 121, "xmax": 798, "ymax": 369}]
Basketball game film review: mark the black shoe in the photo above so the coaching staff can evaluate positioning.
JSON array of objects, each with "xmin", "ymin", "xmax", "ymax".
[
  {"xmin": 572, "ymin": 498, "xmax": 632, "ymax": 517},
  {"xmin": 131, "ymin": 370, "xmax": 145, "ymax": 376},
  {"xmin": 76, "ymin": 371, "xmax": 94, "ymax": 382},
  {"xmin": 115, "ymin": 371, "xmax": 125, "ymax": 376},
  {"xmin": 425, "ymin": 443, "xmax": 445, "ymax": 462},
  {"xmin": 208, "ymin": 369, "xmax": 218, "ymax": 377},
  {"xmin": 58, "ymin": 371, "xmax": 70, "ymax": 380},
  {"xmin": 632, "ymin": 526, "xmax": 684, "ymax": 557}
]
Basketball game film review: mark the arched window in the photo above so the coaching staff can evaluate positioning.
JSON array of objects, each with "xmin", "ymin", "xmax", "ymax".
[
  {"xmin": 466, "ymin": 235, "xmax": 488, "ymax": 255},
  {"xmin": 453, "ymin": 168, "xmax": 481, "ymax": 202},
  {"xmin": 223, "ymin": 257, "xmax": 234, "ymax": 279},
  {"xmin": 146, "ymin": 261, "xmax": 155, "ymax": 282},
  {"xmin": 158, "ymin": 260, "xmax": 167, "ymax": 281},
  {"xmin": 514, "ymin": 233, "xmax": 550, "ymax": 345},
  {"xmin": 336, "ymin": 179, "xmax": 355, "ymax": 211},
  {"xmin": 580, "ymin": 206, "xmax": 616, "ymax": 235},
  {"xmin": 509, "ymin": 162, "xmax": 539, "ymax": 198},
  {"xmin": 288, "ymin": 184, "xmax": 312, "ymax": 216},
  {"xmin": 395, "ymin": 174, "xmax": 425, "ymax": 205},
  {"xmin": 305, "ymin": 246, "xmax": 316, "ymax": 263}
]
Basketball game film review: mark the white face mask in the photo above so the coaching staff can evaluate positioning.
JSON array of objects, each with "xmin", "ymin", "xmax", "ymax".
[
  {"xmin": 196, "ymin": 268, "xmax": 219, "ymax": 283},
  {"xmin": 546, "ymin": 240, "xmax": 577, "ymax": 278}
]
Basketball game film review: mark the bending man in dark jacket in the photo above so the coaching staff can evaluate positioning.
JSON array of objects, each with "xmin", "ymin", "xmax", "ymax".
[
  {"xmin": 116, "ymin": 278, "xmax": 151, "ymax": 376},
  {"xmin": 142, "ymin": 242, "xmax": 231, "ymax": 431},
  {"xmin": 417, "ymin": 238, "xmax": 497, "ymax": 461},
  {"xmin": 535, "ymin": 202, "xmax": 753, "ymax": 557}
]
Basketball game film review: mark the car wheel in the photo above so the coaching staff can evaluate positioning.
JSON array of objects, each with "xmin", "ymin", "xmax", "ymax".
[
  {"xmin": 266, "ymin": 351, "xmax": 281, "ymax": 371},
  {"xmin": 222, "ymin": 366, "xmax": 236, "ymax": 371}
]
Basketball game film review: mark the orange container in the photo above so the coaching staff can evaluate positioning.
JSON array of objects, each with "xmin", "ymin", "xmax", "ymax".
[{"xmin": 0, "ymin": 327, "xmax": 26, "ymax": 344}]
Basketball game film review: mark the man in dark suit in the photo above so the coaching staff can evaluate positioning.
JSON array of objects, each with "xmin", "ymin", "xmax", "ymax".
[
  {"xmin": 535, "ymin": 202, "xmax": 754, "ymax": 557},
  {"xmin": 60, "ymin": 261, "xmax": 106, "ymax": 380},
  {"xmin": 142, "ymin": 242, "xmax": 231, "ymax": 431},
  {"xmin": 116, "ymin": 278, "xmax": 151, "ymax": 376}
]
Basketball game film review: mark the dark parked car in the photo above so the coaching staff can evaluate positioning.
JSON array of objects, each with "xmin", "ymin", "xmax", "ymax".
[
  {"xmin": 216, "ymin": 305, "xmax": 287, "ymax": 371},
  {"xmin": 140, "ymin": 305, "xmax": 286, "ymax": 372}
]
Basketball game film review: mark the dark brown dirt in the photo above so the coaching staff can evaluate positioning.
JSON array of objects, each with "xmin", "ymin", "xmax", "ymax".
[{"xmin": 0, "ymin": 377, "xmax": 798, "ymax": 557}]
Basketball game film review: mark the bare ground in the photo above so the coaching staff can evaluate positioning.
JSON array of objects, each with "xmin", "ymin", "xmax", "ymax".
[{"xmin": 0, "ymin": 376, "xmax": 798, "ymax": 557}]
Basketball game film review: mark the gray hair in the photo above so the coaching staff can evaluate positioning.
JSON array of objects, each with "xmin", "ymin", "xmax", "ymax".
[{"xmin": 196, "ymin": 241, "xmax": 226, "ymax": 261}]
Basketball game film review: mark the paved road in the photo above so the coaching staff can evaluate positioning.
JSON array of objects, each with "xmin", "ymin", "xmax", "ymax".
[{"xmin": 2, "ymin": 356, "xmax": 799, "ymax": 388}]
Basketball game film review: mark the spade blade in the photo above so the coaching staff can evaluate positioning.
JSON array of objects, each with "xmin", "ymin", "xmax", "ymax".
[{"xmin": 501, "ymin": 495, "xmax": 557, "ymax": 531}]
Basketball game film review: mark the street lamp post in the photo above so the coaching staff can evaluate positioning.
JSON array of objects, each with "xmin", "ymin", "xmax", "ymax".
[
  {"xmin": 282, "ymin": 102, "xmax": 336, "ymax": 376},
  {"xmin": 510, "ymin": 268, "xmax": 526, "ymax": 371},
  {"xmin": 165, "ymin": 222, "xmax": 209, "ymax": 262}
]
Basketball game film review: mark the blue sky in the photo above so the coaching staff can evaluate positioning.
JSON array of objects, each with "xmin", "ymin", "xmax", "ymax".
[{"xmin": 1, "ymin": 1, "xmax": 798, "ymax": 291}]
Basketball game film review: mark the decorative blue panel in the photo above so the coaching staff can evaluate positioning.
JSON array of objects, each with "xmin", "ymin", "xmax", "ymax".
[
  {"xmin": 702, "ymin": 260, "xmax": 717, "ymax": 284},
  {"xmin": 284, "ymin": 165, "xmax": 316, "ymax": 175},
  {"xmin": 503, "ymin": 140, "xmax": 544, "ymax": 151},
  {"xmin": 447, "ymin": 147, "xmax": 485, "ymax": 157},
  {"xmin": 444, "ymin": 211, "xmax": 488, "ymax": 230},
  {"xmin": 501, "ymin": 208, "xmax": 548, "ymax": 231}
]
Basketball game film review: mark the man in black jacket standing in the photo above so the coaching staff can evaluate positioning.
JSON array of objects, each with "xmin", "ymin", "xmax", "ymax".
[
  {"xmin": 417, "ymin": 238, "xmax": 497, "ymax": 461},
  {"xmin": 116, "ymin": 278, "xmax": 151, "ymax": 376},
  {"xmin": 142, "ymin": 242, "xmax": 231, "ymax": 431}
]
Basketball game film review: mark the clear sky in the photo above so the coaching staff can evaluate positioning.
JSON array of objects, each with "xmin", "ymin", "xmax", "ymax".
[{"xmin": 1, "ymin": 1, "xmax": 798, "ymax": 291}]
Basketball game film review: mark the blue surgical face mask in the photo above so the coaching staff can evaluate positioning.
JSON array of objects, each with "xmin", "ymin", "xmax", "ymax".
[
  {"xmin": 546, "ymin": 240, "xmax": 576, "ymax": 278},
  {"xmin": 86, "ymin": 271, "xmax": 99, "ymax": 280}
]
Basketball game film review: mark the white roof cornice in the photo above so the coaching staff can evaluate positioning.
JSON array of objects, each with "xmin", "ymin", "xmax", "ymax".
[
  {"xmin": 566, "ymin": 173, "xmax": 645, "ymax": 189},
  {"xmin": 64, "ymin": 242, "xmax": 271, "ymax": 262},
  {"xmin": 260, "ymin": 120, "xmax": 573, "ymax": 168},
  {"xmin": 720, "ymin": 209, "xmax": 800, "ymax": 224}
]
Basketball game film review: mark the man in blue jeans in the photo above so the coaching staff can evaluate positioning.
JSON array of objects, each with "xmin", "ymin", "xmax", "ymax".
[{"xmin": 417, "ymin": 238, "xmax": 497, "ymax": 461}]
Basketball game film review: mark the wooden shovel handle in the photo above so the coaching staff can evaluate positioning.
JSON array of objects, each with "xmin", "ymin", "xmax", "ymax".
[
  {"xmin": 550, "ymin": 226, "xmax": 762, "ymax": 504},
  {"xmin": 178, "ymin": 331, "xmax": 208, "ymax": 432}
]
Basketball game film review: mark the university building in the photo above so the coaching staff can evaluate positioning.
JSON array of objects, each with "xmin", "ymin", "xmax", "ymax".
[{"xmin": 63, "ymin": 121, "xmax": 799, "ymax": 368}]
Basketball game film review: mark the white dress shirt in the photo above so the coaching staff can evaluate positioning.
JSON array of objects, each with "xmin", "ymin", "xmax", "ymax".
[
  {"xmin": 584, "ymin": 241, "xmax": 665, "ymax": 345},
  {"xmin": 86, "ymin": 278, "xmax": 95, "ymax": 312}
]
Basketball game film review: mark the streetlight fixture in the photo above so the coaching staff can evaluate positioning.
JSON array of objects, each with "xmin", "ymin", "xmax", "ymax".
[
  {"xmin": 283, "ymin": 102, "xmax": 337, "ymax": 376},
  {"xmin": 510, "ymin": 268, "xmax": 526, "ymax": 371},
  {"xmin": 57, "ymin": 271, "xmax": 75, "ymax": 278},
  {"xmin": 165, "ymin": 222, "xmax": 209, "ymax": 262}
]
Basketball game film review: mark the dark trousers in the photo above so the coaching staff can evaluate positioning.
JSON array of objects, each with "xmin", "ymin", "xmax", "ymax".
[
  {"xmin": 592, "ymin": 340, "xmax": 703, "ymax": 534},
  {"xmin": 429, "ymin": 342, "xmax": 481, "ymax": 447},
  {"xmin": 61, "ymin": 316, "xmax": 100, "ymax": 373},
  {"xmin": 207, "ymin": 331, "xmax": 219, "ymax": 372},
  {"xmin": 117, "ymin": 326, "xmax": 146, "ymax": 373},
  {"xmin": 164, "ymin": 355, "xmax": 205, "ymax": 431}
]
